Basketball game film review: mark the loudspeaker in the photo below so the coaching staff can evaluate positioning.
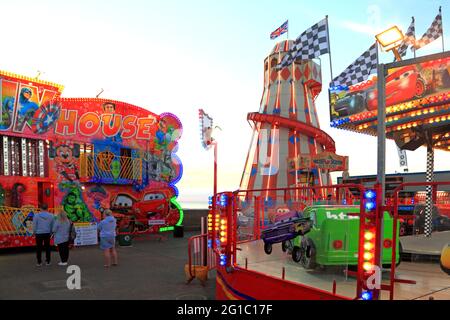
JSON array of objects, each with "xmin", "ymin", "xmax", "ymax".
[{"xmin": 393, "ymin": 130, "xmax": 425, "ymax": 151}]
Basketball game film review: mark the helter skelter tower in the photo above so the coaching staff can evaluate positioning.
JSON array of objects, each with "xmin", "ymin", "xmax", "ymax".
[{"xmin": 240, "ymin": 40, "xmax": 340, "ymax": 206}]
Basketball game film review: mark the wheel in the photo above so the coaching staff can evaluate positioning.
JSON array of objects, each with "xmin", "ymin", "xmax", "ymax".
[
  {"xmin": 415, "ymin": 79, "xmax": 425, "ymax": 97},
  {"xmin": 281, "ymin": 240, "xmax": 289, "ymax": 252},
  {"xmin": 292, "ymin": 246, "xmax": 302, "ymax": 262},
  {"xmin": 300, "ymin": 237, "xmax": 316, "ymax": 269},
  {"xmin": 264, "ymin": 242, "xmax": 272, "ymax": 255}
]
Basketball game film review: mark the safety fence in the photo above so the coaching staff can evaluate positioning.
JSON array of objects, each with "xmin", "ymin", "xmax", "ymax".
[
  {"xmin": 0, "ymin": 206, "xmax": 59, "ymax": 236},
  {"xmin": 79, "ymin": 153, "xmax": 142, "ymax": 182},
  {"xmin": 186, "ymin": 233, "xmax": 217, "ymax": 283}
]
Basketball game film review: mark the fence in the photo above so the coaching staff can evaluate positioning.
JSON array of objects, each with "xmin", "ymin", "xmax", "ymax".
[
  {"xmin": 79, "ymin": 153, "xmax": 142, "ymax": 182},
  {"xmin": 186, "ymin": 233, "xmax": 217, "ymax": 283}
]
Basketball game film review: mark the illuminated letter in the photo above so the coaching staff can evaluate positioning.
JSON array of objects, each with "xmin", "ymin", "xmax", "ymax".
[
  {"xmin": 101, "ymin": 114, "xmax": 122, "ymax": 137},
  {"xmin": 121, "ymin": 115, "xmax": 137, "ymax": 139},
  {"xmin": 136, "ymin": 118, "xmax": 153, "ymax": 140},
  {"xmin": 78, "ymin": 112, "xmax": 100, "ymax": 136},
  {"xmin": 55, "ymin": 109, "xmax": 77, "ymax": 136}
]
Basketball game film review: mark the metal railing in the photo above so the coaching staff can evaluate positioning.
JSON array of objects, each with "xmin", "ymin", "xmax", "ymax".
[
  {"xmin": 0, "ymin": 206, "xmax": 58, "ymax": 236},
  {"xmin": 186, "ymin": 233, "xmax": 217, "ymax": 284},
  {"xmin": 79, "ymin": 153, "xmax": 142, "ymax": 182}
]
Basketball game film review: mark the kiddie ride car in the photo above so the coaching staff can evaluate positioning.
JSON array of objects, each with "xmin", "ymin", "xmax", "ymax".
[
  {"xmin": 288, "ymin": 205, "xmax": 400, "ymax": 270},
  {"xmin": 260, "ymin": 210, "xmax": 312, "ymax": 255}
]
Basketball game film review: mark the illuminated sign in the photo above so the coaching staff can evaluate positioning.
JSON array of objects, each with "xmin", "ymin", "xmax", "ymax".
[{"xmin": 329, "ymin": 51, "xmax": 450, "ymax": 151}]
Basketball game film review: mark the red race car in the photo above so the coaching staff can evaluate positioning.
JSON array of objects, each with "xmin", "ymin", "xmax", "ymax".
[{"xmin": 367, "ymin": 65, "xmax": 426, "ymax": 111}]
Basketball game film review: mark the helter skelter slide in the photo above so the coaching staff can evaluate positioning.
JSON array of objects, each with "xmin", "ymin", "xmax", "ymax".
[{"xmin": 239, "ymin": 40, "xmax": 347, "ymax": 210}]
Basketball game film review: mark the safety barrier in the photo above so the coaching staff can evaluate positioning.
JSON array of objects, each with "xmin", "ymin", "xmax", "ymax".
[
  {"xmin": 79, "ymin": 153, "xmax": 142, "ymax": 182},
  {"xmin": 186, "ymin": 233, "xmax": 216, "ymax": 284},
  {"xmin": 0, "ymin": 206, "xmax": 59, "ymax": 236},
  {"xmin": 389, "ymin": 181, "xmax": 450, "ymax": 300}
]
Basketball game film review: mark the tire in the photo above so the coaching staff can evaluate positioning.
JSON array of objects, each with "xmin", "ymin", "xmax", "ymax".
[
  {"xmin": 292, "ymin": 246, "xmax": 302, "ymax": 263},
  {"xmin": 264, "ymin": 242, "xmax": 272, "ymax": 255},
  {"xmin": 300, "ymin": 237, "xmax": 316, "ymax": 269},
  {"xmin": 415, "ymin": 79, "xmax": 426, "ymax": 98},
  {"xmin": 281, "ymin": 241, "xmax": 288, "ymax": 252}
]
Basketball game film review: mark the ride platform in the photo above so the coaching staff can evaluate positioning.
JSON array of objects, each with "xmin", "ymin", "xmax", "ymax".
[
  {"xmin": 400, "ymin": 231, "xmax": 450, "ymax": 257},
  {"xmin": 236, "ymin": 240, "xmax": 450, "ymax": 300}
]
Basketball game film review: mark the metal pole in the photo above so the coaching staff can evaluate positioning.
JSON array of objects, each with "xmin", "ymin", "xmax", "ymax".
[
  {"xmin": 326, "ymin": 15, "xmax": 334, "ymax": 79},
  {"xmin": 375, "ymin": 63, "xmax": 386, "ymax": 301},
  {"xmin": 425, "ymin": 140, "xmax": 434, "ymax": 237},
  {"xmin": 377, "ymin": 63, "xmax": 386, "ymax": 203}
]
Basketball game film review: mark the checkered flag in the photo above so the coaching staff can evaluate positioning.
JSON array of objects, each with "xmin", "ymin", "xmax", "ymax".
[
  {"xmin": 331, "ymin": 43, "xmax": 378, "ymax": 87},
  {"xmin": 276, "ymin": 18, "xmax": 329, "ymax": 70},
  {"xmin": 398, "ymin": 17, "xmax": 416, "ymax": 58},
  {"xmin": 413, "ymin": 8, "xmax": 443, "ymax": 51}
]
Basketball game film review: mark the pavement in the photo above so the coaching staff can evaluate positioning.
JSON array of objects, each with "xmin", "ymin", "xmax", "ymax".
[{"xmin": 0, "ymin": 231, "xmax": 215, "ymax": 300}]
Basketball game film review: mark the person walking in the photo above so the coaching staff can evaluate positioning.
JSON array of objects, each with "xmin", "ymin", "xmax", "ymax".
[
  {"xmin": 98, "ymin": 209, "xmax": 118, "ymax": 268},
  {"xmin": 52, "ymin": 211, "xmax": 72, "ymax": 266},
  {"xmin": 33, "ymin": 204, "xmax": 54, "ymax": 266}
]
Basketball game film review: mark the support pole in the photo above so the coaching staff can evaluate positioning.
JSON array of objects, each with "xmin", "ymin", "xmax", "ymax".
[
  {"xmin": 375, "ymin": 63, "xmax": 386, "ymax": 301},
  {"xmin": 424, "ymin": 141, "xmax": 434, "ymax": 238},
  {"xmin": 376, "ymin": 63, "xmax": 386, "ymax": 203}
]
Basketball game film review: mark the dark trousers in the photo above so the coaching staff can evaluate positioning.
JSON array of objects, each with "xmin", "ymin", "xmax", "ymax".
[
  {"xmin": 58, "ymin": 242, "xmax": 70, "ymax": 263},
  {"xmin": 35, "ymin": 233, "xmax": 51, "ymax": 264}
]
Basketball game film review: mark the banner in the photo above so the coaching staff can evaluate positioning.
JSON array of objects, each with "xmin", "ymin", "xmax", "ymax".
[
  {"xmin": 288, "ymin": 152, "xmax": 348, "ymax": 172},
  {"xmin": 74, "ymin": 222, "xmax": 98, "ymax": 246},
  {"xmin": 329, "ymin": 55, "xmax": 450, "ymax": 122}
]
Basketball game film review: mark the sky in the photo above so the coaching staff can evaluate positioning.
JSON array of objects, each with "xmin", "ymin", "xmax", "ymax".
[{"xmin": 1, "ymin": 0, "xmax": 449, "ymax": 208}]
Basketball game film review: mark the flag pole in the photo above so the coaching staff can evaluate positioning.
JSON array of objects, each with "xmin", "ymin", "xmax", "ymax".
[
  {"xmin": 325, "ymin": 15, "xmax": 334, "ymax": 80},
  {"xmin": 287, "ymin": 20, "xmax": 289, "ymax": 40},
  {"xmin": 441, "ymin": 6, "xmax": 445, "ymax": 52},
  {"xmin": 413, "ymin": 17, "xmax": 417, "ymax": 59}
]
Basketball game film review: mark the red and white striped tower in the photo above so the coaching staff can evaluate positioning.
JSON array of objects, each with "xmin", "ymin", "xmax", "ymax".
[{"xmin": 240, "ymin": 40, "xmax": 336, "ymax": 206}]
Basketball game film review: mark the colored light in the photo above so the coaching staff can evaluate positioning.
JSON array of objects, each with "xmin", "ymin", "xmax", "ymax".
[
  {"xmin": 364, "ymin": 232, "xmax": 375, "ymax": 241},
  {"xmin": 220, "ymin": 231, "xmax": 226, "ymax": 237},
  {"xmin": 364, "ymin": 252, "xmax": 374, "ymax": 261},
  {"xmin": 365, "ymin": 201, "xmax": 376, "ymax": 211},
  {"xmin": 364, "ymin": 190, "xmax": 376, "ymax": 200},
  {"xmin": 363, "ymin": 262, "xmax": 373, "ymax": 271},
  {"xmin": 364, "ymin": 242, "xmax": 374, "ymax": 251},
  {"xmin": 361, "ymin": 291, "xmax": 373, "ymax": 300},
  {"xmin": 220, "ymin": 219, "xmax": 226, "ymax": 225},
  {"xmin": 220, "ymin": 237, "xmax": 226, "ymax": 242},
  {"xmin": 220, "ymin": 225, "xmax": 226, "ymax": 230}
]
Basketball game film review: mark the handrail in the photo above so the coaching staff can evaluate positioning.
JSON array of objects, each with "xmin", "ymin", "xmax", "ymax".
[{"xmin": 389, "ymin": 180, "xmax": 450, "ymax": 300}]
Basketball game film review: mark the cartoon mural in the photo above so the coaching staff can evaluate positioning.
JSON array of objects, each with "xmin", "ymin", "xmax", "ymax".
[
  {"xmin": 0, "ymin": 70, "xmax": 183, "ymax": 248},
  {"xmin": 50, "ymin": 141, "xmax": 81, "ymax": 182}
]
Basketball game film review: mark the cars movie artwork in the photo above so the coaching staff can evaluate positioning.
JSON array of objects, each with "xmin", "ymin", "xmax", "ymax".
[{"xmin": 329, "ymin": 56, "xmax": 450, "ymax": 120}]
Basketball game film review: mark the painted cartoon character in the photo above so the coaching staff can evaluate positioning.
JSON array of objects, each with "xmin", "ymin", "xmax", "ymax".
[
  {"xmin": 61, "ymin": 185, "xmax": 92, "ymax": 222},
  {"xmin": 49, "ymin": 142, "xmax": 80, "ymax": 182},
  {"xmin": 0, "ymin": 97, "xmax": 14, "ymax": 130},
  {"xmin": 154, "ymin": 119, "xmax": 175, "ymax": 151},
  {"xmin": 15, "ymin": 87, "xmax": 39, "ymax": 131}
]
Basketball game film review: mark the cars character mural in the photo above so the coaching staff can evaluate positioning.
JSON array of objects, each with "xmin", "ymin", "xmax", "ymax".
[
  {"xmin": 0, "ymin": 70, "xmax": 183, "ymax": 248},
  {"xmin": 330, "ymin": 56, "xmax": 450, "ymax": 121}
]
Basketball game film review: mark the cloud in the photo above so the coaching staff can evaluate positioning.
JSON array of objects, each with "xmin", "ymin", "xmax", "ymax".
[{"xmin": 337, "ymin": 20, "xmax": 380, "ymax": 35}]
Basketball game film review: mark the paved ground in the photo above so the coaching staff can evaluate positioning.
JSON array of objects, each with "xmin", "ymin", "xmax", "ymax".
[{"xmin": 0, "ymin": 231, "xmax": 215, "ymax": 300}]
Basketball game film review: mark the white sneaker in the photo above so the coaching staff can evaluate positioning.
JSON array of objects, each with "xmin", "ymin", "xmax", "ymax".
[
  {"xmin": 58, "ymin": 262, "xmax": 68, "ymax": 266},
  {"xmin": 45, "ymin": 262, "xmax": 51, "ymax": 266},
  {"xmin": 36, "ymin": 263, "xmax": 42, "ymax": 267}
]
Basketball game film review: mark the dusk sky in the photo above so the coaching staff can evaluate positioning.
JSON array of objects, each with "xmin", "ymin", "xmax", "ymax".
[{"xmin": 1, "ymin": 0, "xmax": 448, "ymax": 208}]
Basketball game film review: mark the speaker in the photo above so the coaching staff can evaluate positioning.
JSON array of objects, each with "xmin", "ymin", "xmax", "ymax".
[{"xmin": 393, "ymin": 130, "xmax": 425, "ymax": 151}]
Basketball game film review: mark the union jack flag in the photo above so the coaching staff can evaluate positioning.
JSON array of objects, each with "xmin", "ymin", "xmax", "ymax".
[{"xmin": 270, "ymin": 20, "xmax": 288, "ymax": 40}]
